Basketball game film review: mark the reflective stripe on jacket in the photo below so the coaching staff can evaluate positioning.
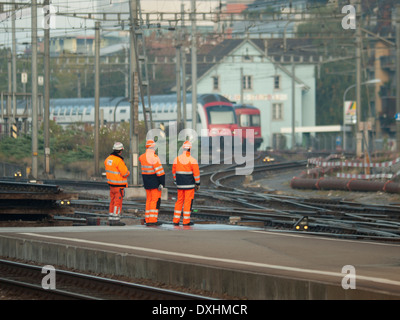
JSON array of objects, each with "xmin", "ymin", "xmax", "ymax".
[
  {"xmin": 139, "ymin": 149, "xmax": 165, "ymax": 189},
  {"xmin": 172, "ymin": 151, "xmax": 200, "ymax": 189},
  {"xmin": 104, "ymin": 153, "xmax": 130, "ymax": 187}
]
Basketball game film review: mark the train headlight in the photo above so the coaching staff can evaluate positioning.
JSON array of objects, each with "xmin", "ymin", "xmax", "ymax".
[{"xmin": 60, "ymin": 200, "xmax": 71, "ymax": 206}]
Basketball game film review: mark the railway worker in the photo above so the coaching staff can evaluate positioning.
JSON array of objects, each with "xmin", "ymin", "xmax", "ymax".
[
  {"xmin": 104, "ymin": 142, "xmax": 130, "ymax": 226},
  {"xmin": 139, "ymin": 139, "xmax": 165, "ymax": 226},
  {"xmin": 172, "ymin": 141, "xmax": 200, "ymax": 226}
]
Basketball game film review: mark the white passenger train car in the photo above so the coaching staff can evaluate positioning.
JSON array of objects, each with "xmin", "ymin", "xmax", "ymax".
[
  {"xmin": 49, "ymin": 95, "xmax": 191, "ymax": 127},
  {"xmin": 49, "ymin": 94, "xmax": 240, "ymax": 140}
]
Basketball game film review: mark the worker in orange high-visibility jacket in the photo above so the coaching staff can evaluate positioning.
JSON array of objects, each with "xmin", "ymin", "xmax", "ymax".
[
  {"xmin": 139, "ymin": 140, "xmax": 165, "ymax": 226},
  {"xmin": 172, "ymin": 141, "xmax": 200, "ymax": 226},
  {"xmin": 104, "ymin": 142, "xmax": 130, "ymax": 226}
]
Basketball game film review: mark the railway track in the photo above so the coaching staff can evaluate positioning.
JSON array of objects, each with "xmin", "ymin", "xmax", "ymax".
[
  {"xmin": 1, "ymin": 158, "xmax": 400, "ymax": 242},
  {"xmin": 196, "ymin": 158, "xmax": 400, "ymax": 241},
  {"xmin": 0, "ymin": 259, "xmax": 215, "ymax": 300}
]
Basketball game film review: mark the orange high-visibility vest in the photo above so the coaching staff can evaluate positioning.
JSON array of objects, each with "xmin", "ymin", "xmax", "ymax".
[
  {"xmin": 139, "ymin": 149, "xmax": 165, "ymax": 189},
  {"xmin": 172, "ymin": 151, "xmax": 200, "ymax": 189},
  {"xmin": 104, "ymin": 153, "xmax": 130, "ymax": 187}
]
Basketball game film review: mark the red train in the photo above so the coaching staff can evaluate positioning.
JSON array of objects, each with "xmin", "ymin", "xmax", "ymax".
[{"xmin": 234, "ymin": 104, "xmax": 263, "ymax": 150}]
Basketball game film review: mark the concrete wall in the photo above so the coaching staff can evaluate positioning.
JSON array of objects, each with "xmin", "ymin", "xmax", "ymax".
[{"xmin": 1, "ymin": 235, "xmax": 398, "ymax": 300}]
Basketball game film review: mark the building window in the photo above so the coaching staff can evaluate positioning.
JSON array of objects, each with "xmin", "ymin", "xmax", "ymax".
[
  {"xmin": 272, "ymin": 103, "xmax": 283, "ymax": 120},
  {"xmin": 274, "ymin": 75, "xmax": 281, "ymax": 90},
  {"xmin": 212, "ymin": 76, "xmax": 219, "ymax": 90},
  {"xmin": 242, "ymin": 75, "xmax": 252, "ymax": 90}
]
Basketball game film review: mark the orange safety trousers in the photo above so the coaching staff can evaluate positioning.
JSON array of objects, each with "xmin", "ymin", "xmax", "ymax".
[
  {"xmin": 109, "ymin": 187, "xmax": 124, "ymax": 220},
  {"xmin": 173, "ymin": 189, "xmax": 195, "ymax": 224},
  {"xmin": 145, "ymin": 188, "xmax": 162, "ymax": 223}
]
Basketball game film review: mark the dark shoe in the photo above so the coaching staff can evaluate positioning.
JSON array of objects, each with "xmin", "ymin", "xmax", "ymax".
[
  {"xmin": 154, "ymin": 221, "xmax": 163, "ymax": 226},
  {"xmin": 173, "ymin": 222, "xmax": 180, "ymax": 226},
  {"xmin": 183, "ymin": 222, "xmax": 194, "ymax": 226},
  {"xmin": 146, "ymin": 222, "xmax": 154, "ymax": 226}
]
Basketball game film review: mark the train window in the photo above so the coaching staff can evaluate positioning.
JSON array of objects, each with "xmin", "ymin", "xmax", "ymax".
[
  {"xmin": 54, "ymin": 106, "xmax": 60, "ymax": 115},
  {"xmin": 158, "ymin": 104, "xmax": 164, "ymax": 113},
  {"xmin": 85, "ymin": 106, "xmax": 93, "ymax": 115},
  {"xmin": 251, "ymin": 114, "xmax": 260, "ymax": 126},
  {"xmin": 59, "ymin": 107, "xmax": 66, "ymax": 116},
  {"xmin": 207, "ymin": 105, "xmax": 236, "ymax": 125},
  {"xmin": 164, "ymin": 103, "xmax": 170, "ymax": 113},
  {"xmin": 240, "ymin": 115, "xmax": 250, "ymax": 127},
  {"xmin": 72, "ymin": 106, "xmax": 78, "ymax": 115},
  {"xmin": 78, "ymin": 106, "xmax": 84, "ymax": 115},
  {"xmin": 65, "ymin": 106, "xmax": 72, "ymax": 116},
  {"xmin": 120, "ymin": 108, "xmax": 127, "ymax": 113},
  {"xmin": 240, "ymin": 114, "xmax": 260, "ymax": 127},
  {"xmin": 171, "ymin": 104, "xmax": 176, "ymax": 113}
]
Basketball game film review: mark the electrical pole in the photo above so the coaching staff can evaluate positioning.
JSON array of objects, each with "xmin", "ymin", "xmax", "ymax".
[
  {"xmin": 129, "ymin": 0, "xmax": 139, "ymax": 186},
  {"xmin": 44, "ymin": 0, "xmax": 51, "ymax": 176},
  {"xmin": 176, "ymin": 42, "xmax": 182, "ymax": 131},
  {"xmin": 7, "ymin": 53, "xmax": 11, "ymax": 135},
  {"xmin": 191, "ymin": 0, "xmax": 197, "ymax": 131},
  {"xmin": 355, "ymin": 1, "xmax": 362, "ymax": 157},
  {"xmin": 31, "ymin": 0, "xmax": 38, "ymax": 179},
  {"xmin": 94, "ymin": 21, "xmax": 100, "ymax": 177},
  {"xmin": 181, "ymin": 3, "xmax": 187, "ymax": 129},
  {"xmin": 396, "ymin": 5, "xmax": 400, "ymax": 153},
  {"xmin": 12, "ymin": 4, "xmax": 17, "ymax": 126},
  {"xmin": 176, "ymin": 12, "xmax": 182, "ymax": 131},
  {"xmin": 240, "ymin": 67, "xmax": 243, "ymax": 104},
  {"xmin": 292, "ymin": 63, "xmax": 296, "ymax": 150}
]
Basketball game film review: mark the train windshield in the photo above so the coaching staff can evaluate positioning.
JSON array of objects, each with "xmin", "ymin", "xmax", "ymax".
[
  {"xmin": 240, "ymin": 114, "xmax": 260, "ymax": 127},
  {"xmin": 206, "ymin": 105, "xmax": 236, "ymax": 125}
]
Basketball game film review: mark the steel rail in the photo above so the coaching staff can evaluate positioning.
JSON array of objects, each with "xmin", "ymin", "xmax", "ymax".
[
  {"xmin": 0, "ymin": 259, "xmax": 216, "ymax": 300},
  {"xmin": 198, "ymin": 160, "xmax": 400, "ymax": 241}
]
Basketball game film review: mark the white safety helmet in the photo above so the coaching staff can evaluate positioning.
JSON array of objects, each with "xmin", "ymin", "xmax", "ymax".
[
  {"xmin": 113, "ymin": 142, "xmax": 124, "ymax": 151},
  {"xmin": 182, "ymin": 140, "xmax": 192, "ymax": 150}
]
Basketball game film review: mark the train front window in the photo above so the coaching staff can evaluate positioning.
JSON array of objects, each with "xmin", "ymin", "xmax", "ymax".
[
  {"xmin": 240, "ymin": 114, "xmax": 260, "ymax": 127},
  {"xmin": 251, "ymin": 114, "xmax": 260, "ymax": 126},
  {"xmin": 207, "ymin": 105, "xmax": 236, "ymax": 125},
  {"xmin": 240, "ymin": 115, "xmax": 250, "ymax": 127}
]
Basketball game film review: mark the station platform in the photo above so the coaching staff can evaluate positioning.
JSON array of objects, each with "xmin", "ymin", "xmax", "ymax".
[{"xmin": 1, "ymin": 222, "xmax": 400, "ymax": 299}]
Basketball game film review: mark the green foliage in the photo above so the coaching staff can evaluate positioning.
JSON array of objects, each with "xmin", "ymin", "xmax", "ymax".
[
  {"xmin": 0, "ymin": 120, "xmax": 148, "ymax": 176},
  {"xmin": 315, "ymin": 61, "xmax": 355, "ymax": 125},
  {"xmin": 0, "ymin": 134, "xmax": 32, "ymax": 163}
]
